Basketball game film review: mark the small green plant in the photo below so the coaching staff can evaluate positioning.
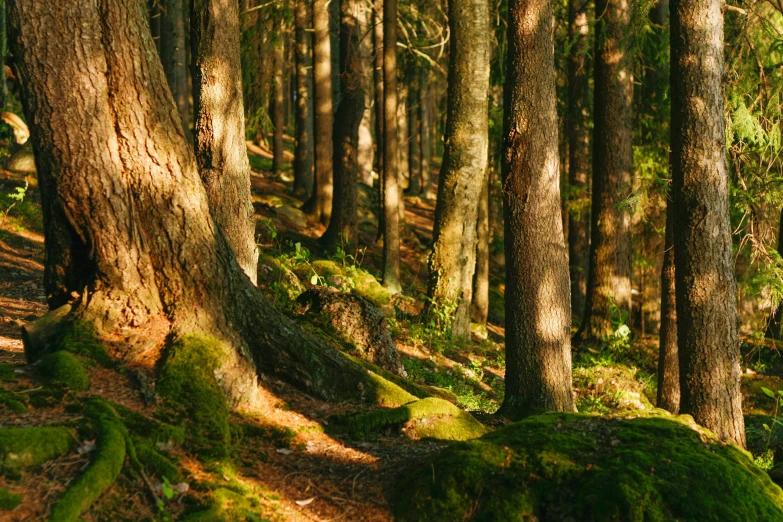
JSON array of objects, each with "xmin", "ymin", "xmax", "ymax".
[
  {"xmin": 2, "ymin": 181, "xmax": 27, "ymax": 223},
  {"xmin": 262, "ymin": 218, "xmax": 282, "ymax": 253},
  {"xmin": 290, "ymin": 241, "xmax": 326, "ymax": 286},
  {"xmin": 606, "ymin": 297, "xmax": 632, "ymax": 354},
  {"xmin": 760, "ymin": 386, "xmax": 783, "ymax": 451}
]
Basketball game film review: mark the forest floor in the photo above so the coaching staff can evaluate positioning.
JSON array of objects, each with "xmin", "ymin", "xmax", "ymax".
[{"xmin": 1, "ymin": 144, "xmax": 783, "ymax": 520}]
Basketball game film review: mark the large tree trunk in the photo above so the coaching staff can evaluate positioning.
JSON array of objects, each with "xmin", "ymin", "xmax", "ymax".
[
  {"xmin": 427, "ymin": 0, "xmax": 490, "ymax": 339},
  {"xmin": 576, "ymin": 0, "xmax": 633, "ymax": 343},
  {"xmin": 293, "ymin": 0, "xmax": 314, "ymax": 199},
  {"xmin": 272, "ymin": 29, "xmax": 286, "ymax": 176},
  {"xmin": 657, "ymin": 190, "xmax": 679, "ymax": 413},
  {"xmin": 160, "ymin": 0, "xmax": 190, "ymax": 139},
  {"xmin": 10, "ymin": 0, "xmax": 375, "ymax": 409},
  {"xmin": 381, "ymin": 0, "xmax": 401, "ymax": 293},
  {"xmin": 191, "ymin": 0, "xmax": 258, "ymax": 285},
  {"xmin": 567, "ymin": 0, "xmax": 590, "ymax": 322},
  {"xmin": 304, "ymin": 0, "xmax": 334, "ymax": 224},
  {"xmin": 671, "ymin": 0, "xmax": 745, "ymax": 446},
  {"xmin": 321, "ymin": 0, "xmax": 364, "ymax": 250},
  {"xmin": 500, "ymin": 0, "xmax": 574, "ymax": 419}
]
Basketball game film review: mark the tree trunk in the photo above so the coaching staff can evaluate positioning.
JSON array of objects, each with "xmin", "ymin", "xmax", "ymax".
[
  {"xmin": 397, "ymin": 84, "xmax": 409, "ymax": 199},
  {"xmin": 293, "ymin": 0, "xmax": 314, "ymax": 198},
  {"xmin": 357, "ymin": 4, "xmax": 374, "ymax": 187},
  {"xmin": 471, "ymin": 169, "xmax": 489, "ymax": 326},
  {"xmin": 420, "ymin": 80, "xmax": 433, "ymax": 199},
  {"xmin": 272, "ymin": 30, "xmax": 285, "ymax": 176},
  {"xmin": 427, "ymin": 0, "xmax": 490, "ymax": 339},
  {"xmin": 406, "ymin": 85, "xmax": 421, "ymax": 196},
  {"xmin": 381, "ymin": 0, "xmax": 401, "ymax": 293},
  {"xmin": 372, "ymin": 0, "xmax": 384, "ymax": 237},
  {"xmin": 767, "ymin": 208, "xmax": 783, "ymax": 339},
  {"xmin": 191, "ymin": 0, "xmax": 259, "ymax": 285},
  {"xmin": 149, "ymin": 0, "xmax": 161, "ymax": 53},
  {"xmin": 10, "ymin": 0, "xmax": 377, "ymax": 409},
  {"xmin": 160, "ymin": 0, "xmax": 190, "ymax": 140},
  {"xmin": 657, "ymin": 190, "xmax": 679, "ymax": 413},
  {"xmin": 567, "ymin": 0, "xmax": 590, "ymax": 322},
  {"xmin": 321, "ymin": 0, "xmax": 364, "ymax": 250},
  {"xmin": 304, "ymin": 0, "xmax": 334, "ymax": 224},
  {"xmin": 576, "ymin": 0, "xmax": 633, "ymax": 343},
  {"xmin": 671, "ymin": 0, "xmax": 745, "ymax": 446},
  {"xmin": 500, "ymin": 0, "xmax": 574, "ymax": 419}
]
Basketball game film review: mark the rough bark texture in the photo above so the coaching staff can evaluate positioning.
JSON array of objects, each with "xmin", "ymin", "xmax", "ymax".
[
  {"xmin": 305, "ymin": 0, "xmax": 334, "ymax": 224},
  {"xmin": 160, "ymin": 0, "xmax": 190, "ymax": 139},
  {"xmin": 191, "ymin": 0, "xmax": 258, "ymax": 285},
  {"xmin": 406, "ymin": 86, "xmax": 421, "ymax": 196},
  {"xmin": 9, "ymin": 0, "xmax": 380, "ymax": 409},
  {"xmin": 427, "ymin": 0, "xmax": 490, "ymax": 339},
  {"xmin": 567, "ymin": 0, "xmax": 590, "ymax": 321},
  {"xmin": 576, "ymin": 0, "xmax": 633, "ymax": 342},
  {"xmin": 321, "ymin": 0, "xmax": 364, "ymax": 249},
  {"xmin": 272, "ymin": 31, "xmax": 285, "ymax": 176},
  {"xmin": 372, "ymin": 0, "xmax": 384, "ymax": 236},
  {"xmin": 657, "ymin": 191, "xmax": 679, "ymax": 413},
  {"xmin": 671, "ymin": 0, "xmax": 745, "ymax": 446},
  {"xmin": 293, "ymin": 0, "xmax": 314, "ymax": 198},
  {"xmin": 381, "ymin": 0, "xmax": 401, "ymax": 294},
  {"xmin": 420, "ymin": 81, "xmax": 433, "ymax": 199},
  {"xmin": 471, "ymin": 169, "xmax": 490, "ymax": 326},
  {"xmin": 500, "ymin": 0, "xmax": 574, "ymax": 418}
]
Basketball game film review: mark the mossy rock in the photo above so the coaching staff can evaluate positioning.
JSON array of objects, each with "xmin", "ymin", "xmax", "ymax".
[
  {"xmin": 0, "ymin": 427, "xmax": 72, "ymax": 469},
  {"xmin": 330, "ymin": 397, "xmax": 488, "ymax": 441},
  {"xmin": 183, "ymin": 487, "xmax": 261, "ymax": 521},
  {"xmin": 157, "ymin": 335, "xmax": 231, "ymax": 459},
  {"xmin": 292, "ymin": 260, "xmax": 392, "ymax": 311},
  {"xmin": 394, "ymin": 412, "xmax": 783, "ymax": 521},
  {"xmin": 257, "ymin": 253, "xmax": 305, "ymax": 301},
  {"xmin": 38, "ymin": 351, "xmax": 90, "ymax": 391},
  {"xmin": 0, "ymin": 487, "xmax": 21, "ymax": 511}
]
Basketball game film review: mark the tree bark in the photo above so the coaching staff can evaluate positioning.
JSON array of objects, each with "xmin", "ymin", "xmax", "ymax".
[
  {"xmin": 406, "ymin": 85, "xmax": 421, "ymax": 196},
  {"xmin": 272, "ymin": 28, "xmax": 285, "ymax": 176},
  {"xmin": 381, "ymin": 0, "xmax": 401, "ymax": 293},
  {"xmin": 500, "ymin": 0, "xmax": 574, "ymax": 418},
  {"xmin": 427, "ymin": 0, "xmax": 490, "ymax": 339},
  {"xmin": 357, "ymin": 4, "xmax": 374, "ymax": 187},
  {"xmin": 567, "ymin": 0, "xmax": 590, "ymax": 322},
  {"xmin": 766, "ymin": 208, "xmax": 783, "ymax": 339},
  {"xmin": 293, "ymin": 0, "xmax": 314, "ymax": 198},
  {"xmin": 471, "ymin": 169, "xmax": 489, "ymax": 326},
  {"xmin": 321, "ymin": 0, "xmax": 364, "ymax": 250},
  {"xmin": 372, "ymin": 0, "xmax": 384, "ymax": 238},
  {"xmin": 671, "ymin": 0, "xmax": 745, "ymax": 446},
  {"xmin": 191, "ymin": 0, "xmax": 258, "ymax": 285},
  {"xmin": 160, "ymin": 0, "xmax": 190, "ymax": 140},
  {"xmin": 420, "ymin": 80, "xmax": 433, "ymax": 199},
  {"xmin": 657, "ymin": 190, "xmax": 679, "ymax": 413},
  {"xmin": 576, "ymin": 0, "xmax": 633, "ymax": 343},
  {"xmin": 304, "ymin": 0, "xmax": 334, "ymax": 224}
]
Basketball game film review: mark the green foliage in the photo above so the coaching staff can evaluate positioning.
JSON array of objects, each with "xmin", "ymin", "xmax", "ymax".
[
  {"xmin": 0, "ymin": 427, "xmax": 72, "ymax": 469},
  {"xmin": 1, "ymin": 180, "xmax": 27, "ymax": 222},
  {"xmin": 38, "ymin": 351, "xmax": 90, "ymax": 391},
  {"xmin": 0, "ymin": 487, "xmax": 21, "ymax": 511}
]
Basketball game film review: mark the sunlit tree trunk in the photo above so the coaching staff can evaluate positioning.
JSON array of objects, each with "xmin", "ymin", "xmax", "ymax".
[
  {"xmin": 373, "ymin": 0, "xmax": 385, "ymax": 238},
  {"xmin": 427, "ymin": 0, "xmax": 490, "ymax": 339},
  {"xmin": 671, "ymin": 0, "xmax": 745, "ymax": 446},
  {"xmin": 406, "ymin": 85, "xmax": 421, "ymax": 196},
  {"xmin": 272, "ymin": 28, "xmax": 285, "ymax": 176},
  {"xmin": 471, "ymin": 170, "xmax": 490, "ymax": 327},
  {"xmin": 357, "ymin": 4, "xmax": 374, "ymax": 187},
  {"xmin": 293, "ymin": 0, "xmax": 314, "ymax": 198},
  {"xmin": 420, "ymin": 80, "xmax": 433, "ymax": 199},
  {"xmin": 160, "ymin": 0, "xmax": 190, "ymax": 139},
  {"xmin": 657, "ymin": 191, "xmax": 679, "ymax": 413},
  {"xmin": 500, "ymin": 0, "xmax": 574, "ymax": 418}
]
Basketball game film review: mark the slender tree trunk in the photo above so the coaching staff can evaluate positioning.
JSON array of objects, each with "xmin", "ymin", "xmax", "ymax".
[
  {"xmin": 471, "ymin": 169, "xmax": 489, "ymax": 326},
  {"xmin": 427, "ymin": 0, "xmax": 490, "ymax": 339},
  {"xmin": 766, "ymin": 208, "xmax": 783, "ymax": 339},
  {"xmin": 657, "ymin": 190, "xmax": 679, "ymax": 413},
  {"xmin": 381, "ymin": 0, "xmax": 401, "ymax": 293},
  {"xmin": 160, "ymin": 0, "xmax": 190, "ymax": 140},
  {"xmin": 373, "ymin": 0, "xmax": 384, "ymax": 238},
  {"xmin": 406, "ymin": 86, "xmax": 421, "ymax": 196},
  {"xmin": 576, "ymin": 0, "xmax": 633, "ymax": 343},
  {"xmin": 357, "ymin": 4, "xmax": 374, "ymax": 187},
  {"xmin": 397, "ymin": 84, "xmax": 409, "ymax": 194},
  {"xmin": 420, "ymin": 80, "xmax": 433, "ymax": 199},
  {"xmin": 567, "ymin": 0, "xmax": 590, "ymax": 322},
  {"xmin": 500, "ymin": 0, "xmax": 574, "ymax": 419},
  {"xmin": 272, "ymin": 30, "xmax": 286, "ymax": 176},
  {"xmin": 293, "ymin": 0, "xmax": 314, "ymax": 198},
  {"xmin": 304, "ymin": 0, "xmax": 334, "ymax": 224},
  {"xmin": 322, "ymin": 0, "xmax": 364, "ymax": 250},
  {"xmin": 671, "ymin": 0, "xmax": 745, "ymax": 446}
]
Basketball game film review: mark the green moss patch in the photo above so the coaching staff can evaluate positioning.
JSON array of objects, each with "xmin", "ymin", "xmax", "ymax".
[
  {"xmin": 38, "ymin": 351, "xmax": 90, "ymax": 391},
  {"xmin": 394, "ymin": 413, "xmax": 783, "ymax": 521},
  {"xmin": 0, "ymin": 387, "xmax": 27, "ymax": 413},
  {"xmin": 157, "ymin": 335, "xmax": 231, "ymax": 459},
  {"xmin": 293, "ymin": 260, "xmax": 392, "ymax": 310},
  {"xmin": 50, "ymin": 320, "xmax": 113, "ymax": 367},
  {"xmin": 0, "ymin": 427, "xmax": 72, "ymax": 469},
  {"xmin": 110, "ymin": 402, "xmax": 185, "ymax": 446},
  {"xmin": 134, "ymin": 442, "xmax": 181, "ymax": 483},
  {"xmin": 0, "ymin": 487, "xmax": 21, "ymax": 511},
  {"xmin": 0, "ymin": 363, "xmax": 18, "ymax": 383},
  {"xmin": 183, "ymin": 487, "xmax": 260, "ymax": 521},
  {"xmin": 257, "ymin": 253, "xmax": 306, "ymax": 303}
]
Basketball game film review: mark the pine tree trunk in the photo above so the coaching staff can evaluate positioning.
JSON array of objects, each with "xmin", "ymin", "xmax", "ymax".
[
  {"xmin": 671, "ymin": 0, "xmax": 745, "ymax": 446},
  {"xmin": 160, "ymin": 0, "xmax": 190, "ymax": 140},
  {"xmin": 293, "ymin": 0, "xmax": 314, "ymax": 198},
  {"xmin": 471, "ymin": 169, "xmax": 490, "ymax": 326},
  {"xmin": 272, "ymin": 31, "xmax": 285, "ymax": 176},
  {"xmin": 357, "ymin": 5, "xmax": 374, "ymax": 187},
  {"xmin": 406, "ymin": 85, "xmax": 421, "ymax": 196},
  {"xmin": 381, "ymin": 0, "xmax": 401, "ymax": 293},
  {"xmin": 321, "ymin": 0, "xmax": 364, "ymax": 250},
  {"xmin": 500, "ymin": 0, "xmax": 574, "ymax": 418},
  {"xmin": 420, "ymin": 80, "xmax": 433, "ymax": 199},
  {"xmin": 577, "ymin": 0, "xmax": 633, "ymax": 342},
  {"xmin": 657, "ymin": 191, "xmax": 679, "ymax": 413},
  {"xmin": 567, "ymin": 0, "xmax": 590, "ymax": 322},
  {"xmin": 397, "ymin": 84, "xmax": 410, "ymax": 200},
  {"xmin": 767, "ymin": 208, "xmax": 783, "ymax": 339},
  {"xmin": 372, "ymin": 0, "xmax": 384, "ymax": 237},
  {"xmin": 427, "ymin": 0, "xmax": 490, "ymax": 339}
]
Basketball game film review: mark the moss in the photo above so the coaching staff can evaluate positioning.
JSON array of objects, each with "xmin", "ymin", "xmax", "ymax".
[
  {"xmin": 109, "ymin": 402, "xmax": 185, "ymax": 446},
  {"xmin": 0, "ymin": 427, "xmax": 72, "ymax": 469},
  {"xmin": 330, "ymin": 397, "xmax": 488, "ymax": 441},
  {"xmin": 157, "ymin": 335, "xmax": 231, "ymax": 459},
  {"xmin": 0, "ymin": 387, "xmax": 27, "ymax": 413},
  {"xmin": 183, "ymin": 487, "xmax": 261, "ymax": 521},
  {"xmin": 293, "ymin": 260, "xmax": 392, "ymax": 310},
  {"xmin": 0, "ymin": 487, "xmax": 21, "ymax": 511},
  {"xmin": 0, "ymin": 363, "xmax": 18, "ymax": 383},
  {"xmin": 134, "ymin": 442, "xmax": 181, "ymax": 482},
  {"xmin": 50, "ymin": 320, "xmax": 113, "ymax": 367},
  {"xmin": 48, "ymin": 400, "xmax": 126, "ymax": 522},
  {"xmin": 38, "ymin": 351, "xmax": 90, "ymax": 391},
  {"xmin": 257, "ymin": 253, "xmax": 305, "ymax": 302},
  {"xmin": 394, "ymin": 413, "xmax": 783, "ymax": 521}
]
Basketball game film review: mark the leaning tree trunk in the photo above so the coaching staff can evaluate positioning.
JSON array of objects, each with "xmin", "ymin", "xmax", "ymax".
[
  {"xmin": 304, "ymin": 0, "xmax": 334, "ymax": 224},
  {"xmin": 427, "ymin": 0, "xmax": 490, "ymax": 339},
  {"xmin": 657, "ymin": 190, "xmax": 679, "ymax": 413},
  {"xmin": 567, "ymin": 0, "xmax": 590, "ymax": 322},
  {"xmin": 500, "ymin": 0, "xmax": 574, "ymax": 419},
  {"xmin": 576, "ymin": 0, "xmax": 633, "ymax": 343},
  {"xmin": 671, "ymin": 0, "xmax": 745, "ymax": 446},
  {"xmin": 160, "ymin": 0, "xmax": 190, "ymax": 139},
  {"xmin": 471, "ymin": 169, "xmax": 490, "ymax": 327},
  {"xmin": 381, "ymin": 0, "xmax": 402, "ymax": 294},
  {"xmin": 191, "ymin": 0, "xmax": 258, "ymax": 284},
  {"xmin": 272, "ymin": 29, "xmax": 286, "ymax": 176},
  {"xmin": 293, "ymin": 0, "xmax": 314, "ymax": 199},
  {"xmin": 10, "ymin": 0, "xmax": 376, "ymax": 410},
  {"xmin": 321, "ymin": 0, "xmax": 364, "ymax": 250}
]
